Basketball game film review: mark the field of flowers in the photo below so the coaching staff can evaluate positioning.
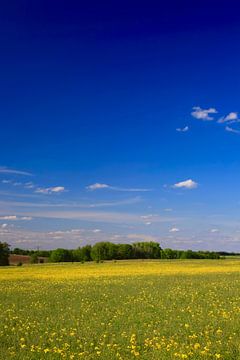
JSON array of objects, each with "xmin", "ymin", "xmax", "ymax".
[{"xmin": 0, "ymin": 259, "xmax": 240, "ymax": 359}]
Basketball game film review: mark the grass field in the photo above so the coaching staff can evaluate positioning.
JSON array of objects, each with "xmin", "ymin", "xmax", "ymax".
[{"xmin": 1, "ymin": 260, "xmax": 240, "ymax": 359}]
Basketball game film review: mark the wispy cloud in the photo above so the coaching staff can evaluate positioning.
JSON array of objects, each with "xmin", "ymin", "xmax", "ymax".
[
  {"xmin": 35, "ymin": 186, "xmax": 66, "ymax": 194},
  {"xmin": 210, "ymin": 228, "xmax": 219, "ymax": 233},
  {"xmin": 0, "ymin": 202, "xmax": 176, "ymax": 224},
  {"xmin": 225, "ymin": 126, "xmax": 240, "ymax": 135},
  {"xmin": 0, "ymin": 197, "xmax": 142, "ymax": 210},
  {"xmin": 140, "ymin": 214, "xmax": 154, "ymax": 220},
  {"xmin": 169, "ymin": 227, "xmax": 180, "ymax": 232},
  {"xmin": 0, "ymin": 215, "xmax": 32, "ymax": 220},
  {"xmin": 112, "ymin": 187, "xmax": 152, "ymax": 192},
  {"xmin": 176, "ymin": 126, "xmax": 189, "ymax": 132},
  {"xmin": 218, "ymin": 112, "xmax": 238, "ymax": 124},
  {"xmin": 89, "ymin": 196, "xmax": 141, "ymax": 208},
  {"xmin": 191, "ymin": 106, "xmax": 217, "ymax": 121},
  {"xmin": 126, "ymin": 233, "xmax": 159, "ymax": 242},
  {"xmin": 173, "ymin": 179, "xmax": 198, "ymax": 189},
  {"xmin": 86, "ymin": 183, "xmax": 151, "ymax": 192},
  {"xmin": 0, "ymin": 215, "xmax": 17, "ymax": 220},
  {"xmin": 0, "ymin": 167, "xmax": 32, "ymax": 176},
  {"xmin": 86, "ymin": 183, "xmax": 110, "ymax": 190},
  {"xmin": 2, "ymin": 179, "xmax": 12, "ymax": 184},
  {"xmin": 0, "ymin": 227, "xmax": 109, "ymax": 249},
  {"xmin": 24, "ymin": 182, "xmax": 35, "ymax": 189},
  {"xmin": 1, "ymin": 179, "xmax": 37, "ymax": 190}
]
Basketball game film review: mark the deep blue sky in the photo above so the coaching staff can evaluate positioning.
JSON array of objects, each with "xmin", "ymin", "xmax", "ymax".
[{"xmin": 1, "ymin": 0, "xmax": 240, "ymax": 250}]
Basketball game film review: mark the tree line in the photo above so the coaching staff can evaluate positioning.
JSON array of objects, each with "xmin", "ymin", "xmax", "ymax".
[
  {"xmin": 0, "ymin": 241, "xmax": 222, "ymax": 265},
  {"xmin": 49, "ymin": 243, "xmax": 220, "ymax": 262}
]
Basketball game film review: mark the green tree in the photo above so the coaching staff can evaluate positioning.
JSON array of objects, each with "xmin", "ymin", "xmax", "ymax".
[
  {"xmin": 30, "ymin": 253, "xmax": 39, "ymax": 264},
  {"xmin": 117, "ymin": 244, "xmax": 133, "ymax": 259},
  {"xmin": 132, "ymin": 242, "xmax": 161, "ymax": 259},
  {"xmin": 80, "ymin": 245, "xmax": 92, "ymax": 261},
  {"xmin": 162, "ymin": 248, "xmax": 178, "ymax": 259},
  {"xmin": 72, "ymin": 245, "xmax": 92, "ymax": 262},
  {"xmin": 91, "ymin": 242, "xmax": 117, "ymax": 261},
  {"xmin": 0, "ymin": 242, "xmax": 10, "ymax": 266},
  {"xmin": 49, "ymin": 248, "xmax": 72, "ymax": 262}
]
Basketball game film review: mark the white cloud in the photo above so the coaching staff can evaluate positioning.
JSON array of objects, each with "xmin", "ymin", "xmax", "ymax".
[
  {"xmin": 86, "ymin": 183, "xmax": 151, "ymax": 192},
  {"xmin": 127, "ymin": 234, "xmax": 159, "ymax": 242},
  {"xmin": 0, "ymin": 215, "xmax": 32, "ymax": 221},
  {"xmin": 24, "ymin": 182, "xmax": 35, "ymax": 189},
  {"xmin": 2, "ymin": 179, "xmax": 11, "ymax": 184},
  {"xmin": 0, "ymin": 215, "xmax": 17, "ymax": 220},
  {"xmin": 114, "ymin": 187, "xmax": 152, "ymax": 192},
  {"xmin": 35, "ymin": 186, "xmax": 65, "ymax": 194},
  {"xmin": 191, "ymin": 106, "xmax": 217, "ymax": 121},
  {"xmin": 50, "ymin": 186, "xmax": 65, "ymax": 193},
  {"xmin": 35, "ymin": 188, "xmax": 50, "ymax": 194},
  {"xmin": 0, "ymin": 167, "xmax": 32, "ymax": 176},
  {"xmin": 172, "ymin": 179, "xmax": 198, "ymax": 189},
  {"xmin": 225, "ymin": 126, "xmax": 240, "ymax": 135},
  {"xmin": 169, "ymin": 227, "xmax": 180, "ymax": 232},
  {"xmin": 86, "ymin": 183, "xmax": 110, "ymax": 190},
  {"xmin": 141, "ymin": 214, "xmax": 153, "ymax": 219},
  {"xmin": 145, "ymin": 222, "xmax": 152, "ymax": 226},
  {"xmin": 210, "ymin": 228, "xmax": 219, "ymax": 233},
  {"xmin": 92, "ymin": 229, "xmax": 101, "ymax": 233},
  {"xmin": 176, "ymin": 126, "xmax": 189, "ymax": 132},
  {"xmin": 218, "ymin": 112, "xmax": 238, "ymax": 124},
  {"xmin": 1, "ymin": 223, "xmax": 8, "ymax": 228}
]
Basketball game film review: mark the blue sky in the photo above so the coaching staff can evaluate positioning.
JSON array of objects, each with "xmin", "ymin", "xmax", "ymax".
[{"xmin": 1, "ymin": 0, "xmax": 240, "ymax": 250}]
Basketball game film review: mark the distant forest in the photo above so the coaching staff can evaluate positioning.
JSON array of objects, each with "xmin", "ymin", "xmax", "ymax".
[
  {"xmin": 5, "ymin": 241, "xmax": 227, "ymax": 264},
  {"xmin": 1, "ymin": 241, "xmax": 238, "ymax": 266}
]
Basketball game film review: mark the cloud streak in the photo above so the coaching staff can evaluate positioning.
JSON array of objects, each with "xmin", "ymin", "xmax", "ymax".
[
  {"xmin": 176, "ymin": 126, "xmax": 189, "ymax": 132},
  {"xmin": 0, "ymin": 167, "xmax": 32, "ymax": 176},
  {"xmin": 86, "ymin": 183, "xmax": 152, "ymax": 192},
  {"xmin": 35, "ymin": 186, "xmax": 66, "ymax": 194},
  {"xmin": 169, "ymin": 227, "xmax": 180, "ymax": 232},
  {"xmin": 0, "ymin": 215, "xmax": 32, "ymax": 220},
  {"xmin": 0, "ymin": 196, "xmax": 142, "ymax": 210},
  {"xmin": 225, "ymin": 126, "xmax": 240, "ymax": 135},
  {"xmin": 86, "ymin": 183, "xmax": 109, "ymax": 190}
]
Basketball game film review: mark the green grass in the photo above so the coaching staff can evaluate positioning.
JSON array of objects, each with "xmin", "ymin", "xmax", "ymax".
[{"xmin": 0, "ymin": 260, "xmax": 240, "ymax": 359}]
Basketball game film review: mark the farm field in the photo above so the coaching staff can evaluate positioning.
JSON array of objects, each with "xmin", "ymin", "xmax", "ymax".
[{"xmin": 0, "ymin": 260, "xmax": 240, "ymax": 360}]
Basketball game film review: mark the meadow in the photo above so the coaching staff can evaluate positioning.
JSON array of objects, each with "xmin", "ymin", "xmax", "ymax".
[{"xmin": 0, "ymin": 259, "xmax": 240, "ymax": 359}]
